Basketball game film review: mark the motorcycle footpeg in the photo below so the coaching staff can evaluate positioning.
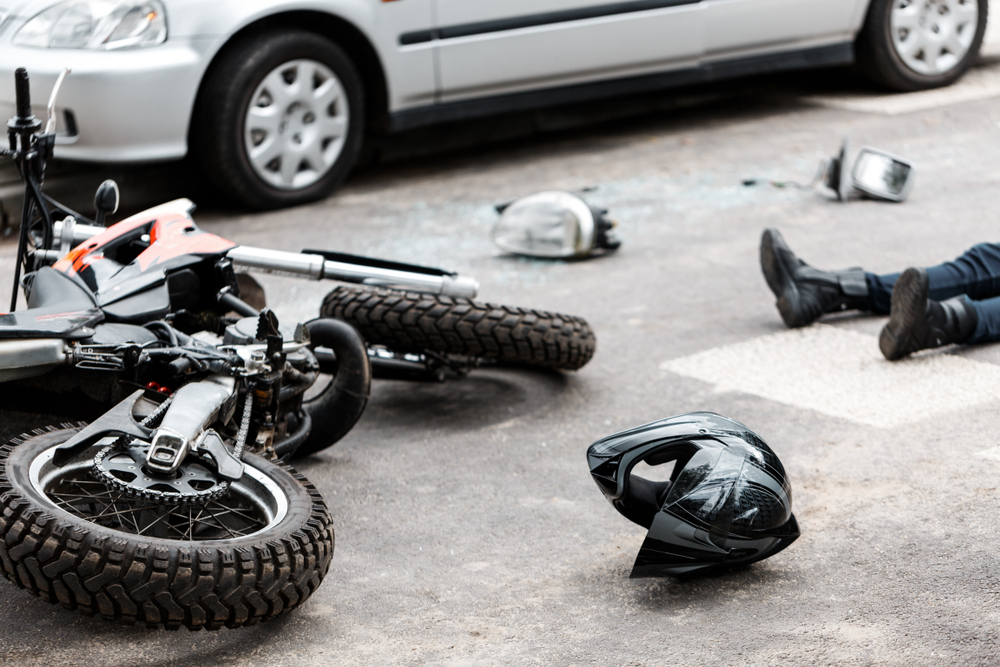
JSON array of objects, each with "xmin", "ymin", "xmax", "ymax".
[
  {"xmin": 52, "ymin": 389, "xmax": 152, "ymax": 466},
  {"xmin": 197, "ymin": 429, "xmax": 244, "ymax": 481}
]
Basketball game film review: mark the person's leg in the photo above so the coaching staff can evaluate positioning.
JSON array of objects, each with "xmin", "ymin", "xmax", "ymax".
[
  {"xmin": 760, "ymin": 228, "xmax": 870, "ymax": 328},
  {"xmin": 867, "ymin": 243, "xmax": 1000, "ymax": 314},
  {"xmin": 966, "ymin": 295, "xmax": 1000, "ymax": 344},
  {"xmin": 879, "ymin": 268, "xmax": 978, "ymax": 360}
]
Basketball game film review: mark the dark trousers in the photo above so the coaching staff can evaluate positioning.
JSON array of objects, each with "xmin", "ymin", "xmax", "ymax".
[{"xmin": 865, "ymin": 243, "xmax": 1000, "ymax": 343}]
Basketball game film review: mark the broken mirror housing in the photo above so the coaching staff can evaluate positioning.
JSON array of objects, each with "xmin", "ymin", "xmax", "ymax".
[
  {"xmin": 492, "ymin": 191, "xmax": 621, "ymax": 259},
  {"xmin": 824, "ymin": 138, "xmax": 915, "ymax": 202},
  {"xmin": 850, "ymin": 147, "xmax": 915, "ymax": 202}
]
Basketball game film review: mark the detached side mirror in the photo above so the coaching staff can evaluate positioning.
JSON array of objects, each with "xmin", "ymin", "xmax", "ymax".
[
  {"xmin": 491, "ymin": 191, "xmax": 620, "ymax": 259},
  {"xmin": 851, "ymin": 148, "xmax": 915, "ymax": 202},
  {"xmin": 823, "ymin": 138, "xmax": 915, "ymax": 203},
  {"xmin": 94, "ymin": 179, "xmax": 119, "ymax": 226}
]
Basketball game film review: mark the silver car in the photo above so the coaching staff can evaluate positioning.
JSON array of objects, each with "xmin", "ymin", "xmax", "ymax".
[{"xmin": 0, "ymin": 0, "xmax": 988, "ymax": 209}]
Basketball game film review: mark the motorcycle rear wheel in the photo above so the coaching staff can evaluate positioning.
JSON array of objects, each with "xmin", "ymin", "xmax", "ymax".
[
  {"xmin": 320, "ymin": 286, "xmax": 596, "ymax": 370},
  {"xmin": 0, "ymin": 425, "xmax": 335, "ymax": 630}
]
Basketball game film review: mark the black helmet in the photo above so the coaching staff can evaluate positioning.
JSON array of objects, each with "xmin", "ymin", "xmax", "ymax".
[{"xmin": 588, "ymin": 412, "xmax": 799, "ymax": 577}]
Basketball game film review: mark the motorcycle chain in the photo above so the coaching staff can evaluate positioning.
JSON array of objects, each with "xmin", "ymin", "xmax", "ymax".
[
  {"xmin": 90, "ymin": 390, "xmax": 254, "ymax": 505},
  {"xmin": 92, "ymin": 443, "xmax": 231, "ymax": 505}
]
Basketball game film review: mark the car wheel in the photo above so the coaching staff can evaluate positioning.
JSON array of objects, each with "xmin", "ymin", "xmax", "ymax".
[
  {"xmin": 195, "ymin": 30, "xmax": 365, "ymax": 210},
  {"xmin": 856, "ymin": 0, "xmax": 988, "ymax": 91}
]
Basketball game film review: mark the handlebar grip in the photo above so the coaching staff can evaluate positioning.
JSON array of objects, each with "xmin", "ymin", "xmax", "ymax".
[{"xmin": 14, "ymin": 68, "xmax": 31, "ymax": 119}]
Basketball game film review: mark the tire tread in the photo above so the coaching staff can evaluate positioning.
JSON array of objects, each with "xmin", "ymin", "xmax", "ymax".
[
  {"xmin": 0, "ymin": 425, "xmax": 334, "ymax": 629},
  {"xmin": 321, "ymin": 286, "xmax": 596, "ymax": 370}
]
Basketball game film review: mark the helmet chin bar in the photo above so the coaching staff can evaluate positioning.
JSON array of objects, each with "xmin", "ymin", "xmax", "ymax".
[{"xmin": 588, "ymin": 412, "xmax": 800, "ymax": 577}]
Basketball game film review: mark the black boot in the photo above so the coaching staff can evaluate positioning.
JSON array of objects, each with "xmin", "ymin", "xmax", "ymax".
[
  {"xmin": 878, "ymin": 267, "xmax": 978, "ymax": 361},
  {"xmin": 760, "ymin": 228, "xmax": 870, "ymax": 328}
]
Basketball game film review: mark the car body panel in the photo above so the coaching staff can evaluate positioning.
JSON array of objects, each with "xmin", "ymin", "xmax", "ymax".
[
  {"xmin": 0, "ymin": 0, "xmax": 874, "ymax": 163},
  {"xmin": 0, "ymin": 0, "xmax": 436, "ymax": 161},
  {"xmin": 0, "ymin": 35, "xmax": 211, "ymax": 161},
  {"xmin": 703, "ymin": 0, "xmax": 867, "ymax": 55},
  {"xmin": 433, "ymin": 1, "xmax": 705, "ymax": 102}
]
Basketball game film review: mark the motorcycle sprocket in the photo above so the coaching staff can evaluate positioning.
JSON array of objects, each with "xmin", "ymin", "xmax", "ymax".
[{"xmin": 92, "ymin": 442, "xmax": 230, "ymax": 505}]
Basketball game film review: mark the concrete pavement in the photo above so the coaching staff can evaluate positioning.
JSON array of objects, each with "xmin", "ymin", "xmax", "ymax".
[{"xmin": 3, "ymin": 59, "xmax": 1000, "ymax": 666}]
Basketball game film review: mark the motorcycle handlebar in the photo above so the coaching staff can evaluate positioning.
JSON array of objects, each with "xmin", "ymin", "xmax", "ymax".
[
  {"xmin": 14, "ymin": 68, "xmax": 31, "ymax": 121},
  {"xmin": 227, "ymin": 246, "xmax": 480, "ymax": 299}
]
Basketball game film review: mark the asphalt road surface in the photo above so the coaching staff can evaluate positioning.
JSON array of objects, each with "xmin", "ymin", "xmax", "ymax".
[{"xmin": 3, "ymin": 58, "xmax": 1000, "ymax": 666}]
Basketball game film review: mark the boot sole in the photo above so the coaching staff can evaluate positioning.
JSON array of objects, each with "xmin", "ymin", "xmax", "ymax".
[
  {"xmin": 879, "ymin": 267, "xmax": 928, "ymax": 361},
  {"xmin": 760, "ymin": 228, "xmax": 806, "ymax": 328}
]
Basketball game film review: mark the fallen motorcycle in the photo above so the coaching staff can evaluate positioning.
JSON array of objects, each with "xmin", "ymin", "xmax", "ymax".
[{"xmin": 0, "ymin": 69, "xmax": 596, "ymax": 629}]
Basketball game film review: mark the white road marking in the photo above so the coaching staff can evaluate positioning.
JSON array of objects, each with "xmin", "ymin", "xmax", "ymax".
[
  {"xmin": 975, "ymin": 446, "xmax": 1000, "ymax": 461},
  {"xmin": 660, "ymin": 324, "xmax": 1000, "ymax": 428}
]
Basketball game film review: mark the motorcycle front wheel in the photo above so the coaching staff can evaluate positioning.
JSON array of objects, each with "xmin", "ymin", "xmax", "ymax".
[
  {"xmin": 321, "ymin": 286, "xmax": 596, "ymax": 371},
  {"xmin": 0, "ymin": 425, "xmax": 335, "ymax": 630}
]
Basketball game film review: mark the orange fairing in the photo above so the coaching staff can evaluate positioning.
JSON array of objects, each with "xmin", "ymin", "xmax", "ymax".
[
  {"xmin": 53, "ymin": 211, "xmax": 152, "ymax": 277},
  {"xmin": 53, "ymin": 199, "xmax": 236, "ymax": 277},
  {"xmin": 139, "ymin": 216, "xmax": 236, "ymax": 270}
]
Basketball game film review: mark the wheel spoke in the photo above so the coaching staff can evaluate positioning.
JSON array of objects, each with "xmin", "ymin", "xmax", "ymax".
[
  {"xmin": 191, "ymin": 505, "xmax": 239, "ymax": 539},
  {"xmin": 187, "ymin": 505, "xmax": 196, "ymax": 541},
  {"xmin": 317, "ymin": 116, "xmax": 347, "ymax": 140},
  {"xmin": 90, "ymin": 501, "xmax": 153, "ymax": 521},
  {"xmin": 124, "ymin": 504, "xmax": 141, "ymax": 533},
  {"xmin": 249, "ymin": 136, "xmax": 282, "ymax": 169},
  {"xmin": 279, "ymin": 153, "xmax": 300, "ymax": 185},
  {"xmin": 925, "ymin": 42, "xmax": 947, "ymax": 70},
  {"xmin": 137, "ymin": 507, "xmax": 177, "ymax": 537},
  {"xmin": 292, "ymin": 61, "xmax": 315, "ymax": 99},
  {"xmin": 312, "ymin": 78, "xmax": 341, "ymax": 109},
  {"xmin": 952, "ymin": 0, "xmax": 978, "ymax": 20},
  {"xmin": 892, "ymin": 10, "xmax": 920, "ymax": 30},
  {"xmin": 246, "ymin": 106, "xmax": 282, "ymax": 134},
  {"xmin": 303, "ymin": 141, "xmax": 328, "ymax": 172},
  {"xmin": 897, "ymin": 33, "xmax": 925, "ymax": 59},
  {"xmin": 207, "ymin": 503, "xmax": 261, "ymax": 524},
  {"xmin": 50, "ymin": 492, "xmax": 115, "ymax": 500},
  {"xmin": 260, "ymin": 68, "xmax": 294, "ymax": 107},
  {"xmin": 944, "ymin": 30, "xmax": 967, "ymax": 54}
]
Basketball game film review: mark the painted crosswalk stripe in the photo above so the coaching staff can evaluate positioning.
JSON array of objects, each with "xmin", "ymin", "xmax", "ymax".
[{"xmin": 660, "ymin": 324, "xmax": 1000, "ymax": 429}]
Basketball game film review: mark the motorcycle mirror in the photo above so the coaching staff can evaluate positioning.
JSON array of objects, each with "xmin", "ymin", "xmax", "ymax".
[
  {"xmin": 44, "ymin": 68, "xmax": 70, "ymax": 135},
  {"xmin": 491, "ymin": 190, "xmax": 621, "ymax": 259},
  {"xmin": 850, "ymin": 147, "xmax": 915, "ymax": 202},
  {"xmin": 94, "ymin": 179, "xmax": 119, "ymax": 226}
]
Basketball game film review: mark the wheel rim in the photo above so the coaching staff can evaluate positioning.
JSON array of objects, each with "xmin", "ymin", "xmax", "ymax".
[
  {"xmin": 243, "ymin": 58, "xmax": 349, "ymax": 191},
  {"xmin": 28, "ymin": 440, "xmax": 289, "ymax": 541},
  {"xmin": 890, "ymin": 0, "xmax": 979, "ymax": 76}
]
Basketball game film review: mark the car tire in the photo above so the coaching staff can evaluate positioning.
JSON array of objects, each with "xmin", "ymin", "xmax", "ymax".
[
  {"xmin": 856, "ymin": 0, "xmax": 988, "ymax": 91},
  {"xmin": 194, "ymin": 30, "xmax": 365, "ymax": 210}
]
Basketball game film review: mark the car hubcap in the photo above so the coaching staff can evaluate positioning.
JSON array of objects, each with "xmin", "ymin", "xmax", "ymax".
[
  {"xmin": 244, "ymin": 59, "xmax": 349, "ymax": 191},
  {"xmin": 891, "ymin": 0, "xmax": 979, "ymax": 75}
]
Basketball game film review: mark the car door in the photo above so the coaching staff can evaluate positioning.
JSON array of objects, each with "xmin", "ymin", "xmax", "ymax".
[
  {"xmin": 428, "ymin": 0, "xmax": 706, "ymax": 103},
  {"xmin": 703, "ymin": 0, "xmax": 865, "ymax": 57}
]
